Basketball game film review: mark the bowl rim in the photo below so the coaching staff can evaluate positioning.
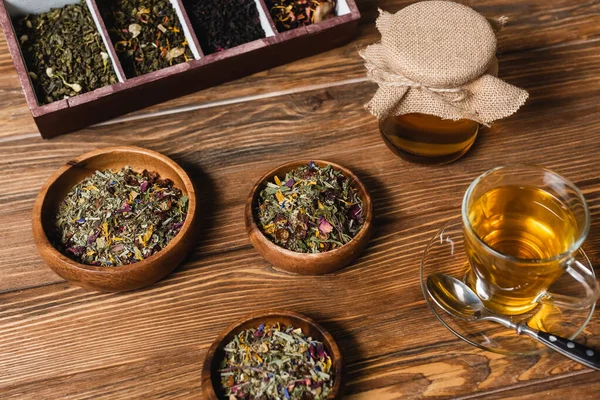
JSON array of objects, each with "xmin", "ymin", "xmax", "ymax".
[
  {"xmin": 246, "ymin": 159, "xmax": 373, "ymax": 258},
  {"xmin": 31, "ymin": 146, "xmax": 197, "ymax": 274},
  {"xmin": 201, "ymin": 309, "xmax": 343, "ymax": 399}
]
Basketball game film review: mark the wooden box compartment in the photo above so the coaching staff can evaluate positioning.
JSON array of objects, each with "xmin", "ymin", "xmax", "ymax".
[{"xmin": 0, "ymin": 0, "xmax": 360, "ymax": 138}]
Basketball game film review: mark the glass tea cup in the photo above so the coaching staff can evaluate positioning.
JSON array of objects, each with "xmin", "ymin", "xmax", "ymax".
[{"xmin": 462, "ymin": 165, "xmax": 599, "ymax": 315}]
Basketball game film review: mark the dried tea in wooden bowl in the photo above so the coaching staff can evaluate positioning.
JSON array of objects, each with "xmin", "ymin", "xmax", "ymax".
[
  {"xmin": 14, "ymin": 1, "xmax": 118, "ymax": 105},
  {"xmin": 52, "ymin": 166, "xmax": 188, "ymax": 266},
  {"xmin": 98, "ymin": 0, "xmax": 193, "ymax": 77},
  {"xmin": 256, "ymin": 162, "xmax": 364, "ymax": 253},
  {"xmin": 183, "ymin": 0, "xmax": 266, "ymax": 54},
  {"xmin": 266, "ymin": 0, "xmax": 336, "ymax": 32},
  {"xmin": 220, "ymin": 323, "xmax": 334, "ymax": 399}
]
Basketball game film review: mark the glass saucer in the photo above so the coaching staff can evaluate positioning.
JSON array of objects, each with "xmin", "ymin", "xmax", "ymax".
[{"xmin": 420, "ymin": 218, "xmax": 596, "ymax": 356}]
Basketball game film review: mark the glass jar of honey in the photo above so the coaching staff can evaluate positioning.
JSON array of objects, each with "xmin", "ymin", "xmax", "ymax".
[
  {"xmin": 361, "ymin": 2, "xmax": 528, "ymax": 164},
  {"xmin": 379, "ymin": 113, "xmax": 479, "ymax": 165}
]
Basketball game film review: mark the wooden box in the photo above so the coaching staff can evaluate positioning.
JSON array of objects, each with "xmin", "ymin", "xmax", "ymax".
[{"xmin": 0, "ymin": 0, "xmax": 360, "ymax": 138}]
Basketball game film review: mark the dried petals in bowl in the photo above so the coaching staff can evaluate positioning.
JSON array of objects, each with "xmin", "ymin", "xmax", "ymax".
[
  {"xmin": 245, "ymin": 160, "xmax": 373, "ymax": 275},
  {"xmin": 201, "ymin": 310, "xmax": 343, "ymax": 400},
  {"xmin": 53, "ymin": 166, "xmax": 188, "ymax": 266},
  {"xmin": 256, "ymin": 162, "xmax": 365, "ymax": 253},
  {"xmin": 32, "ymin": 146, "xmax": 198, "ymax": 292},
  {"xmin": 220, "ymin": 323, "xmax": 334, "ymax": 399}
]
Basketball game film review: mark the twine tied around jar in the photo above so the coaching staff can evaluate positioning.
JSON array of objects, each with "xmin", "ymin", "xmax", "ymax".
[
  {"xmin": 361, "ymin": 2, "xmax": 528, "ymax": 127},
  {"xmin": 361, "ymin": 55, "xmax": 469, "ymax": 103}
]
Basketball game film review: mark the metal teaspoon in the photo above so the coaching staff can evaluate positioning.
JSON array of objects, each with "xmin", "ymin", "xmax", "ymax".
[{"xmin": 426, "ymin": 273, "xmax": 600, "ymax": 370}]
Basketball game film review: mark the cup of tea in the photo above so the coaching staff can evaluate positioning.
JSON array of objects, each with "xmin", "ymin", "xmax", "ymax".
[{"xmin": 462, "ymin": 165, "xmax": 599, "ymax": 315}]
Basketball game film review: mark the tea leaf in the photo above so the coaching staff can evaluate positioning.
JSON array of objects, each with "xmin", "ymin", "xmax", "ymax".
[
  {"xmin": 314, "ymin": 1, "xmax": 336, "ymax": 23},
  {"xmin": 267, "ymin": 0, "xmax": 336, "ymax": 32},
  {"xmin": 166, "ymin": 47, "xmax": 185, "ymax": 62},
  {"xmin": 256, "ymin": 163, "xmax": 364, "ymax": 253},
  {"xmin": 14, "ymin": 1, "xmax": 118, "ymax": 104},
  {"xmin": 184, "ymin": 0, "xmax": 266, "ymax": 54},
  {"xmin": 98, "ymin": 0, "xmax": 194, "ymax": 77},
  {"xmin": 53, "ymin": 166, "xmax": 188, "ymax": 266},
  {"xmin": 220, "ymin": 323, "xmax": 334, "ymax": 399},
  {"xmin": 128, "ymin": 23, "xmax": 141, "ymax": 38}
]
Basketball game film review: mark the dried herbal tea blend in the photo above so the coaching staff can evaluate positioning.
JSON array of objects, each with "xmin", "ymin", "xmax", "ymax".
[
  {"xmin": 183, "ymin": 0, "xmax": 265, "ymax": 54},
  {"xmin": 14, "ymin": 2, "xmax": 118, "ymax": 105},
  {"xmin": 220, "ymin": 323, "xmax": 334, "ymax": 399},
  {"xmin": 256, "ymin": 162, "xmax": 364, "ymax": 253},
  {"xmin": 53, "ymin": 167, "xmax": 188, "ymax": 266},
  {"xmin": 98, "ymin": 0, "xmax": 193, "ymax": 77},
  {"xmin": 266, "ymin": 0, "xmax": 336, "ymax": 32}
]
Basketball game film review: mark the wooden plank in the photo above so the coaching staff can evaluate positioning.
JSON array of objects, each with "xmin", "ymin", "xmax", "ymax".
[
  {"xmin": 0, "ymin": 243, "xmax": 599, "ymax": 397},
  {"xmin": 0, "ymin": 0, "xmax": 600, "ymax": 139},
  {"xmin": 0, "ymin": 37, "xmax": 38, "ymax": 138},
  {"xmin": 1, "ymin": 247, "xmax": 599, "ymax": 398},
  {"xmin": 1, "ymin": 39, "xmax": 600, "ymax": 292},
  {"xmin": 0, "ymin": 39, "xmax": 599, "ymax": 398},
  {"xmin": 462, "ymin": 370, "xmax": 600, "ymax": 399}
]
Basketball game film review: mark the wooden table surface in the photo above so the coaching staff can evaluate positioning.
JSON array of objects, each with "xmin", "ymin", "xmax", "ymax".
[{"xmin": 2, "ymin": 0, "xmax": 600, "ymax": 398}]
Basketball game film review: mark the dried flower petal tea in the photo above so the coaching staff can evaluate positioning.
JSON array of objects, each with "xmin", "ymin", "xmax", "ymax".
[
  {"xmin": 256, "ymin": 162, "xmax": 364, "ymax": 253},
  {"xmin": 14, "ymin": 2, "xmax": 118, "ymax": 105},
  {"xmin": 183, "ymin": 0, "xmax": 265, "ymax": 54},
  {"xmin": 266, "ymin": 0, "xmax": 336, "ymax": 32},
  {"xmin": 53, "ymin": 166, "xmax": 188, "ymax": 266},
  {"xmin": 98, "ymin": 0, "xmax": 193, "ymax": 77},
  {"xmin": 220, "ymin": 323, "xmax": 334, "ymax": 399}
]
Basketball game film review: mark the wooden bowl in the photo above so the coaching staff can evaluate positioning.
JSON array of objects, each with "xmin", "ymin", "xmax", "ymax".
[
  {"xmin": 32, "ymin": 146, "xmax": 198, "ymax": 292},
  {"xmin": 201, "ymin": 310, "xmax": 343, "ymax": 400},
  {"xmin": 245, "ymin": 160, "xmax": 373, "ymax": 275}
]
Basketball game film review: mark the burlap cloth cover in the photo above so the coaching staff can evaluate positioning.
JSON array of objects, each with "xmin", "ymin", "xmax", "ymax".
[{"xmin": 361, "ymin": 1, "xmax": 528, "ymax": 126}]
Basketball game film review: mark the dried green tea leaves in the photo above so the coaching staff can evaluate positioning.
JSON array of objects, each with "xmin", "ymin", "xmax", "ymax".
[
  {"xmin": 220, "ymin": 323, "xmax": 334, "ymax": 399},
  {"xmin": 266, "ymin": 0, "xmax": 336, "ymax": 32},
  {"xmin": 14, "ymin": 2, "xmax": 118, "ymax": 105},
  {"xmin": 53, "ymin": 167, "xmax": 188, "ymax": 266},
  {"xmin": 256, "ymin": 162, "xmax": 364, "ymax": 253},
  {"xmin": 183, "ymin": 0, "xmax": 265, "ymax": 54},
  {"xmin": 98, "ymin": 0, "xmax": 193, "ymax": 77}
]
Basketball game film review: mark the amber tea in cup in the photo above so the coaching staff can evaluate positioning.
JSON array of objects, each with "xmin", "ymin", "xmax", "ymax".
[{"xmin": 462, "ymin": 165, "xmax": 599, "ymax": 315}]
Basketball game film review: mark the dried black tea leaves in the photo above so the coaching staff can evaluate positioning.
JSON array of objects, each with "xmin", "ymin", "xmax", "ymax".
[
  {"xmin": 256, "ymin": 162, "xmax": 364, "ymax": 253},
  {"xmin": 98, "ymin": 0, "xmax": 193, "ymax": 77},
  {"xmin": 266, "ymin": 0, "xmax": 336, "ymax": 32},
  {"xmin": 14, "ymin": 2, "xmax": 118, "ymax": 105},
  {"xmin": 183, "ymin": 0, "xmax": 265, "ymax": 54},
  {"xmin": 53, "ymin": 167, "xmax": 188, "ymax": 266},
  {"xmin": 220, "ymin": 323, "xmax": 334, "ymax": 399}
]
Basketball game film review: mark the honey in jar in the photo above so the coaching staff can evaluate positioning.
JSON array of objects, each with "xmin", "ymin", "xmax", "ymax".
[
  {"xmin": 379, "ymin": 113, "xmax": 479, "ymax": 165},
  {"xmin": 360, "ymin": 2, "xmax": 528, "ymax": 164}
]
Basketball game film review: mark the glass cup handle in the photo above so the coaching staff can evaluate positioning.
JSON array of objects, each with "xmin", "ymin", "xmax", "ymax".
[{"xmin": 538, "ymin": 259, "xmax": 600, "ymax": 310}]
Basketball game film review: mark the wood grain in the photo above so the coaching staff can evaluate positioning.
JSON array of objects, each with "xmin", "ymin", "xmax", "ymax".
[
  {"xmin": 1, "ymin": 0, "xmax": 600, "ymax": 139},
  {"xmin": 2, "ymin": 39, "xmax": 600, "ymax": 292},
  {"xmin": 1, "ymin": 0, "xmax": 600, "ymax": 398},
  {"xmin": 468, "ymin": 370, "xmax": 600, "ymax": 399}
]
